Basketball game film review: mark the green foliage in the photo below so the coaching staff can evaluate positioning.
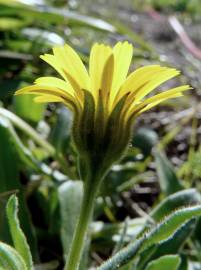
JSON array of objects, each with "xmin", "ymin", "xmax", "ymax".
[
  {"xmin": 97, "ymin": 205, "xmax": 201, "ymax": 270},
  {"xmin": 151, "ymin": 188, "xmax": 201, "ymax": 221},
  {"xmin": 0, "ymin": 195, "xmax": 33, "ymax": 270},
  {"xmin": 0, "ymin": 116, "xmax": 37, "ymax": 258},
  {"xmin": 0, "ymin": 0, "xmax": 201, "ymax": 269},
  {"xmin": 58, "ymin": 181, "xmax": 83, "ymax": 258},
  {"xmin": 13, "ymin": 94, "xmax": 45, "ymax": 124},
  {"xmin": 154, "ymin": 151, "xmax": 183, "ymax": 195},
  {"xmin": 0, "ymin": 242, "xmax": 27, "ymax": 270},
  {"xmin": 132, "ymin": 128, "xmax": 158, "ymax": 157},
  {"xmin": 145, "ymin": 255, "xmax": 181, "ymax": 270},
  {"xmin": 6, "ymin": 195, "xmax": 33, "ymax": 270}
]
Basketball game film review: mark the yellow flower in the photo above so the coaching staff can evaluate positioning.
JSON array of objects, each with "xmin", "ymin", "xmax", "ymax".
[{"xmin": 15, "ymin": 42, "xmax": 191, "ymax": 171}]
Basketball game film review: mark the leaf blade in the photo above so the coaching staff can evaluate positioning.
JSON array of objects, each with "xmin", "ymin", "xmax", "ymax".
[
  {"xmin": 6, "ymin": 195, "xmax": 33, "ymax": 270},
  {"xmin": 0, "ymin": 242, "xmax": 27, "ymax": 270},
  {"xmin": 145, "ymin": 255, "xmax": 181, "ymax": 270},
  {"xmin": 97, "ymin": 205, "xmax": 201, "ymax": 270}
]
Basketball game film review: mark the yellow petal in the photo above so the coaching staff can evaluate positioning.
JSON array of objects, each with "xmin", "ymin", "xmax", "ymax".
[
  {"xmin": 53, "ymin": 44, "xmax": 89, "ymax": 90},
  {"xmin": 40, "ymin": 54, "xmax": 67, "ymax": 81},
  {"xmin": 35, "ymin": 76, "xmax": 75, "ymax": 96},
  {"xmin": 116, "ymin": 65, "xmax": 167, "ymax": 104},
  {"xmin": 34, "ymin": 95, "xmax": 64, "ymax": 103},
  {"xmin": 101, "ymin": 54, "xmax": 114, "ymax": 110},
  {"xmin": 134, "ymin": 68, "xmax": 180, "ymax": 102},
  {"xmin": 109, "ymin": 41, "xmax": 133, "ymax": 107},
  {"xmin": 15, "ymin": 85, "xmax": 80, "ymax": 109},
  {"xmin": 116, "ymin": 66, "xmax": 168, "ymax": 117},
  {"xmin": 140, "ymin": 84, "xmax": 191, "ymax": 105},
  {"xmin": 128, "ymin": 84, "xmax": 191, "ymax": 118},
  {"xmin": 114, "ymin": 65, "xmax": 167, "ymax": 109},
  {"xmin": 16, "ymin": 85, "xmax": 69, "ymax": 98},
  {"xmin": 89, "ymin": 43, "xmax": 113, "ymax": 103},
  {"xmin": 137, "ymin": 93, "xmax": 182, "ymax": 114},
  {"xmin": 40, "ymin": 54, "xmax": 82, "ymax": 103},
  {"xmin": 34, "ymin": 94, "xmax": 75, "ymax": 111}
]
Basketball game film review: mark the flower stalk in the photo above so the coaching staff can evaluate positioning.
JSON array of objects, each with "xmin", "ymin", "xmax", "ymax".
[{"xmin": 64, "ymin": 158, "xmax": 105, "ymax": 270}]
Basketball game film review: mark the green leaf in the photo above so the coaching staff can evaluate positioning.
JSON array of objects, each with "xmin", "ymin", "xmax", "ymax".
[
  {"xmin": 154, "ymin": 218, "xmax": 195, "ymax": 255},
  {"xmin": 136, "ymin": 189, "xmax": 200, "ymax": 269},
  {"xmin": 151, "ymin": 188, "xmax": 201, "ymax": 222},
  {"xmin": 97, "ymin": 205, "xmax": 201, "ymax": 270},
  {"xmin": 154, "ymin": 151, "xmax": 183, "ymax": 195},
  {"xmin": 6, "ymin": 195, "xmax": 33, "ymax": 270},
  {"xmin": 137, "ymin": 219, "xmax": 195, "ymax": 270},
  {"xmin": 143, "ymin": 205, "xmax": 201, "ymax": 249},
  {"xmin": 145, "ymin": 255, "xmax": 181, "ymax": 270},
  {"xmin": 58, "ymin": 181, "xmax": 83, "ymax": 258},
  {"xmin": 59, "ymin": 180, "xmax": 89, "ymax": 270},
  {"xmin": 0, "ymin": 242, "xmax": 27, "ymax": 270},
  {"xmin": 0, "ymin": 116, "xmax": 38, "ymax": 260},
  {"xmin": 132, "ymin": 128, "xmax": 158, "ymax": 156},
  {"xmin": 13, "ymin": 95, "xmax": 45, "ymax": 123}
]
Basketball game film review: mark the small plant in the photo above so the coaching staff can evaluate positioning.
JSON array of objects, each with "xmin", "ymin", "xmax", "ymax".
[{"xmin": 12, "ymin": 42, "xmax": 192, "ymax": 270}]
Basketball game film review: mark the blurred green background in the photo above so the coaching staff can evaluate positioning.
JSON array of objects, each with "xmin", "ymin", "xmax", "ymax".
[{"xmin": 1, "ymin": 0, "xmax": 201, "ymax": 269}]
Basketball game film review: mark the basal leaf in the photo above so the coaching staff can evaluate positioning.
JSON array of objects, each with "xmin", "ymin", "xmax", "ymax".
[
  {"xmin": 6, "ymin": 195, "xmax": 33, "ymax": 270},
  {"xmin": 151, "ymin": 189, "xmax": 201, "ymax": 222},
  {"xmin": 97, "ymin": 205, "xmax": 201, "ymax": 270},
  {"xmin": 145, "ymin": 255, "xmax": 181, "ymax": 270},
  {"xmin": 58, "ymin": 181, "xmax": 83, "ymax": 258},
  {"xmin": 0, "ymin": 242, "xmax": 27, "ymax": 270},
  {"xmin": 137, "ymin": 219, "xmax": 195, "ymax": 270}
]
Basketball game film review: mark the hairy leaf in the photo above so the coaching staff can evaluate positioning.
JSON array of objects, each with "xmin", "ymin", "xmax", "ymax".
[
  {"xmin": 6, "ymin": 195, "xmax": 33, "ymax": 270},
  {"xmin": 0, "ymin": 242, "xmax": 27, "ymax": 270}
]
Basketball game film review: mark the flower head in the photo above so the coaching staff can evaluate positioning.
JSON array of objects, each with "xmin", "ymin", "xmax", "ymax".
[{"xmin": 15, "ymin": 42, "xmax": 191, "ymax": 173}]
